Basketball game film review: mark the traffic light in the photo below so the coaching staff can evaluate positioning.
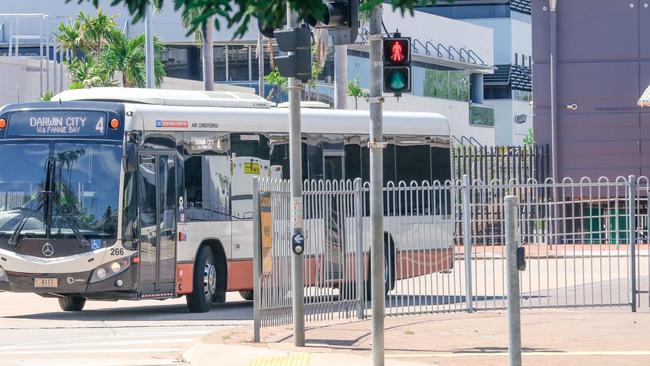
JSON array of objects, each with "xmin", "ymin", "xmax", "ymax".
[
  {"xmin": 383, "ymin": 36, "xmax": 412, "ymax": 95},
  {"xmin": 306, "ymin": 0, "xmax": 359, "ymax": 46},
  {"xmin": 274, "ymin": 26, "xmax": 312, "ymax": 83}
]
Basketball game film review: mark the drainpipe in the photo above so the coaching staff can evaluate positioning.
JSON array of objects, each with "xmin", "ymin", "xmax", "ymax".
[{"xmin": 550, "ymin": 0, "xmax": 559, "ymax": 182}]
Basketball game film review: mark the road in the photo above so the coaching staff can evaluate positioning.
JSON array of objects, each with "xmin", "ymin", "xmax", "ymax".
[{"xmin": 0, "ymin": 292, "xmax": 253, "ymax": 366}]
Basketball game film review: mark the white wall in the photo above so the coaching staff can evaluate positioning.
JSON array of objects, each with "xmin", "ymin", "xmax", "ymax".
[
  {"xmin": 383, "ymin": 5, "xmax": 494, "ymax": 67},
  {"xmin": 462, "ymin": 16, "xmax": 531, "ymax": 66},
  {"xmin": 0, "ymin": 57, "xmax": 69, "ymax": 106},
  {"xmin": 347, "ymin": 94, "xmax": 495, "ymax": 146},
  {"xmin": 484, "ymin": 99, "xmax": 532, "ymax": 145}
]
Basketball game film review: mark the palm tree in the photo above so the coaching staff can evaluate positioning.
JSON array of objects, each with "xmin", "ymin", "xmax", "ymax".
[
  {"xmin": 182, "ymin": 9, "xmax": 214, "ymax": 91},
  {"xmin": 77, "ymin": 10, "xmax": 117, "ymax": 60},
  {"xmin": 101, "ymin": 29, "xmax": 165, "ymax": 88}
]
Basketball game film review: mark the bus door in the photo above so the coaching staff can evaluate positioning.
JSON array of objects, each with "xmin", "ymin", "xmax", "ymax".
[
  {"xmin": 323, "ymin": 150, "xmax": 346, "ymax": 282},
  {"xmin": 138, "ymin": 152, "xmax": 177, "ymax": 295}
]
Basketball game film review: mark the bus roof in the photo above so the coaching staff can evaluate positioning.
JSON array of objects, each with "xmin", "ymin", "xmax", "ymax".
[
  {"xmin": 54, "ymin": 87, "xmax": 272, "ymax": 109},
  {"xmin": 127, "ymin": 103, "xmax": 450, "ymax": 137}
]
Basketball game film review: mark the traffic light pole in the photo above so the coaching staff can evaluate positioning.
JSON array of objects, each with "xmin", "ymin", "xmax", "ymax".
[
  {"xmin": 287, "ymin": 4, "xmax": 306, "ymax": 348},
  {"xmin": 369, "ymin": 6, "xmax": 385, "ymax": 366}
]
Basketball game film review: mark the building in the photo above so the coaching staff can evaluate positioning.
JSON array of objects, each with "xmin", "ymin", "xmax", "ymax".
[
  {"xmin": 419, "ymin": 0, "xmax": 533, "ymax": 145},
  {"xmin": 0, "ymin": 1, "xmax": 498, "ymax": 145},
  {"xmin": 532, "ymin": 0, "xmax": 650, "ymax": 180}
]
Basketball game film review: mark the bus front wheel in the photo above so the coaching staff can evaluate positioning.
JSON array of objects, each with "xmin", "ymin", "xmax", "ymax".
[
  {"xmin": 186, "ymin": 246, "xmax": 217, "ymax": 313},
  {"xmin": 58, "ymin": 295, "xmax": 86, "ymax": 311}
]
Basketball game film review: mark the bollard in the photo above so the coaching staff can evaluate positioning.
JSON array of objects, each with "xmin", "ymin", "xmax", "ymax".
[{"xmin": 505, "ymin": 196, "xmax": 522, "ymax": 366}]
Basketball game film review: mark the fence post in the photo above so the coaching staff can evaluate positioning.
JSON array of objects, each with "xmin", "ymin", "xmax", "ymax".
[
  {"xmin": 252, "ymin": 178, "xmax": 262, "ymax": 342},
  {"xmin": 354, "ymin": 178, "xmax": 365, "ymax": 319},
  {"xmin": 505, "ymin": 196, "xmax": 522, "ymax": 366},
  {"xmin": 462, "ymin": 174, "xmax": 474, "ymax": 312},
  {"xmin": 628, "ymin": 175, "xmax": 637, "ymax": 313}
]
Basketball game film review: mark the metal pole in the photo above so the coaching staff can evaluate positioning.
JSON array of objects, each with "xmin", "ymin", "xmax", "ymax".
[
  {"xmin": 144, "ymin": 5, "xmax": 155, "ymax": 88},
  {"xmin": 354, "ymin": 178, "xmax": 365, "ymax": 319},
  {"xmin": 257, "ymin": 31, "xmax": 264, "ymax": 97},
  {"xmin": 253, "ymin": 178, "xmax": 262, "ymax": 342},
  {"xmin": 287, "ymin": 3, "xmax": 305, "ymax": 348},
  {"xmin": 334, "ymin": 45, "xmax": 348, "ymax": 109},
  {"xmin": 369, "ymin": 6, "xmax": 384, "ymax": 366},
  {"xmin": 462, "ymin": 174, "xmax": 473, "ymax": 312},
  {"xmin": 549, "ymin": 0, "xmax": 559, "ymax": 183},
  {"xmin": 505, "ymin": 195, "xmax": 522, "ymax": 366},
  {"xmin": 628, "ymin": 175, "xmax": 637, "ymax": 312}
]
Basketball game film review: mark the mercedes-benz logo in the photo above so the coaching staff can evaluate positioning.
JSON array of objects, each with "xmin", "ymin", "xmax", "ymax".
[{"xmin": 42, "ymin": 243, "xmax": 54, "ymax": 257}]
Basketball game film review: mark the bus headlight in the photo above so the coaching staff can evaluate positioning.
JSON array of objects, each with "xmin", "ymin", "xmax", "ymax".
[
  {"xmin": 0, "ymin": 267, "xmax": 7, "ymax": 283},
  {"xmin": 90, "ymin": 258, "xmax": 130, "ymax": 283}
]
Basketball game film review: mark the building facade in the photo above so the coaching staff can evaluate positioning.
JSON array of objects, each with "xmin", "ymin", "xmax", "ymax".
[
  {"xmin": 0, "ymin": 1, "xmax": 499, "ymax": 145},
  {"xmin": 532, "ymin": 0, "xmax": 650, "ymax": 180},
  {"xmin": 419, "ymin": 0, "xmax": 533, "ymax": 145}
]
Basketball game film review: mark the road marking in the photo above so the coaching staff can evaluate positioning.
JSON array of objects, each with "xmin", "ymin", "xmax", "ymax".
[
  {"xmin": 0, "ymin": 338, "xmax": 193, "ymax": 351},
  {"xmin": 0, "ymin": 348, "xmax": 182, "ymax": 355},
  {"xmin": 387, "ymin": 350, "xmax": 650, "ymax": 358},
  {"xmin": 16, "ymin": 359, "xmax": 185, "ymax": 366}
]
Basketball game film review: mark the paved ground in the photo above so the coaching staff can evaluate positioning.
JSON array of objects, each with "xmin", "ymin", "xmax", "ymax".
[
  {"xmin": 0, "ymin": 292, "xmax": 253, "ymax": 366},
  {"xmin": 188, "ymin": 307, "xmax": 650, "ymax": 366}
]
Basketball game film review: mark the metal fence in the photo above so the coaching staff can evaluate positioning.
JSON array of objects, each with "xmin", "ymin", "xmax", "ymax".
[
  {"xmin": 253, "ymin": 175, "xmax": 650, "ymax": 338},
  {"xmin": 452, "ymin": 144, "xmax": 550, "ymax": 184}
]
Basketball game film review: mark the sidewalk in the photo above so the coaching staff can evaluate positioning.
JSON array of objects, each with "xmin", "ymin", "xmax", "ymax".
[{"xmin": 184, "ymin": 308, "xmax": 650, "ymax": 366}]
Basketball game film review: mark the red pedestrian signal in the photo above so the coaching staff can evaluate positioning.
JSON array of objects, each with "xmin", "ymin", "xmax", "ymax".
[
  {"xmin": 383, "ymin": 37, "xmax": 410, "ymax": 65},
  {"xmin": 383, "ymin": 36, "xmax": 411, "ymax": 95}
]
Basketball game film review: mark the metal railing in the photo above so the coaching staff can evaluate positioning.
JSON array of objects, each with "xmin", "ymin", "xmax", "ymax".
[
  {"xmin": 253, "ymin": 175, "xmax": 650, "ymax": 339},
  {"xmin": 0, "ymin": 13, "xmax": 68, "ymax": 95}
]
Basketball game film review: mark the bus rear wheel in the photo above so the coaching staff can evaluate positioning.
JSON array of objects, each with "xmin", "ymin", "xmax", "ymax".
[
  {"xmin": 58, "ymin": 296, "xmax": 86, "ymax": 311},
  {"xmin": 186, "ymin": 246, "xmax": 217, "ymax": 313}
]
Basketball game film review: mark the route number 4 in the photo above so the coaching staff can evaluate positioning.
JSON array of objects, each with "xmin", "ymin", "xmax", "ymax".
[{"xmin": 96, "ymin": 118, "xmax": 104, "ymax": 133}]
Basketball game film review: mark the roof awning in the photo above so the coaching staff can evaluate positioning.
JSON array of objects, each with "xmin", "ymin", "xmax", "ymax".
[{"xmin": 638, "ymin": 84, "xmax": 650, "ymax": 107}]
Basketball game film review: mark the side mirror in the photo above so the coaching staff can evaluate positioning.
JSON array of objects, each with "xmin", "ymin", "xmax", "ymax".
[{"xmin": 125, "ymin": 142, "xmax": 138, "ymax": 173}]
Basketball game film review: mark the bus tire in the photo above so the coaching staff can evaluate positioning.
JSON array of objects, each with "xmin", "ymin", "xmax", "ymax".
[
  {"xmin": 58, "ymin": 295, "xmax": 86, "ymax": 311},
  {"xmin": 364, "ymin": 234, "xmax": 396, "ymax": 300},
  {"xmin": 186, "ymin": 246, "xmax": 217, "ymax": 313},
  {"xmin": 239, "ymin": 290, "xmax": 254, "ymax": 301}
]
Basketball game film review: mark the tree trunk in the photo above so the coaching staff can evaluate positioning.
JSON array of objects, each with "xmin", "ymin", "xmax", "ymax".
[
  {"xmin": 201, "ymin": 17, "xmax": 215, "ymax": 91},
  {"xmin": 334, "ymin": 45, "xmax": 348, "ymax": 109}
]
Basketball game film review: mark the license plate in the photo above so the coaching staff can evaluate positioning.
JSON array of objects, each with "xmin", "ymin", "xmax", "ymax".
[{"xmin": 34, "ymin": 278, "xmax": 58, "ymax": 288}]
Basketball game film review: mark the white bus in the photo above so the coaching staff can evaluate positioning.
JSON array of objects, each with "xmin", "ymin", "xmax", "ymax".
[{"xmin": 0, "ymin": 88, "xmax": 451, "ymax": 312}]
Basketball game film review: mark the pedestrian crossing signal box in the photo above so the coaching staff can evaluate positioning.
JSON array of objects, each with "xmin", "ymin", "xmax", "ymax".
[{"xmin": 383, "ymin": 36, "xmax": 412, "ymax": 95}]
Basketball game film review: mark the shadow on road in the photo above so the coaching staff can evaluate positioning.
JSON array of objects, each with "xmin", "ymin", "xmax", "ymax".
[{"xmin": 2, "ymin": 300, "xmax": 253, "ymax": 322}]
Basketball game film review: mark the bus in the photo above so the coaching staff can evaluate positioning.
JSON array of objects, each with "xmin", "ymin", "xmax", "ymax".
[{"xmin": 0, "ymin": 88, "xmax": 452, "ymax": 313}]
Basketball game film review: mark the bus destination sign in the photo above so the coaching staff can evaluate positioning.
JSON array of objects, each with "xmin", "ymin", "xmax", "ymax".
[{"xmin": 7, "ymin": 111, "xmax": 109, "ymax": 138}]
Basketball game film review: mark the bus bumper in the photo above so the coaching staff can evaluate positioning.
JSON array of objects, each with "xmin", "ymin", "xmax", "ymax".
[{"xmin": 0, "ymin": 264, "xmax": 138, "ymax": 296}]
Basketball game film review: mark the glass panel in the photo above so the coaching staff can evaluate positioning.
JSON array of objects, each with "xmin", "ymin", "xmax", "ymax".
[
  {"xmin": 214, "ymin": 45, "xmax": 226, "ymax": 81},
  {"xmin": 50, "ymin": 143, "xmax": 121, "ymax": 239},
  {"xmin": 228, "ymin": 45, "xmax": 250, "ymax": 81},
  {"xmin": 324, "ymin": 155, "xmax": 344, "ymax": 181},
  {"xmin": 162, "ymin": 46, "xmax": 190, "ymax": 79},
  {"xmin": 0, "ymin": 143, "xmax": 49, "ymax": 237},
  {"xmin": 138, "ymin": 155, "xmax": 157, "ymax": 286},
  {"xmin": 158, "ymin": 155, "xmax": 176, "ymax": 284}
]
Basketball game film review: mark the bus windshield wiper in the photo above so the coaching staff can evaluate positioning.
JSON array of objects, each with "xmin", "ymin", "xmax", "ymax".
[
  {"xmin": 8, "ymin": 159, "xmax": 53, "ymax": 247},
  {"xmin": 7, "ymin": 198, "xmax": 44, "ymax": 247},
  {"xmin": 50, "ymin": 162, "xmax": 89, "ymax": 247}
]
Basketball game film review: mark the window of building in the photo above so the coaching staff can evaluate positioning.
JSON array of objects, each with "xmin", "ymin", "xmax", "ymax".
[
  {"xmin": 228, "ymin": 45, "xmax": 250, "ymax": 81},
  {"xmin": 213, "ymin": 45, "xmax": 226, "ymax": 81},
  {"xmin": 423, "ymin": 69, "xmax": 470, "ymax": 101}
]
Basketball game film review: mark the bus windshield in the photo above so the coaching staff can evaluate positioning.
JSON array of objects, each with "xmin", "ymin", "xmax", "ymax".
[{"xmin": 0, "ymin": 142, "xmax": 122, "ymax": 240}]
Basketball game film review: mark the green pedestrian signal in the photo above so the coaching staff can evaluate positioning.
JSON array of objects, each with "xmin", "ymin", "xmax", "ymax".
[{"xmin": 383, "ymin": 35, "xmax": 411, "ymax": 95}]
